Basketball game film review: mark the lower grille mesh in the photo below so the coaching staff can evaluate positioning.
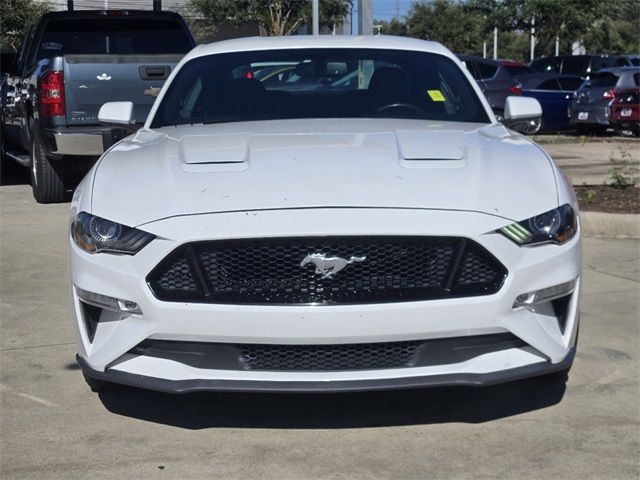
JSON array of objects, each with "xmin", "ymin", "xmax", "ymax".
[
  {"xmin": 130, "ymin": 334, "xmax": 527, "ymax": 372},
  {"xmin": 239, "ymin": 341, "xmax": 420, "ymax": 371}
]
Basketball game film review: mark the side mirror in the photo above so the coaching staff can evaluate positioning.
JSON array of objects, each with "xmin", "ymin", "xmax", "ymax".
[
  {"xmin": 504, "ymin": 96, "xmax": 542, "ymax": 121},
  {"xmin": 98, "ymin": 101, "xmax": 135, "ymax": 126}
]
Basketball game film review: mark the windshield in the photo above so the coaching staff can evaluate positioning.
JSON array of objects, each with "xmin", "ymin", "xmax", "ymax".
[
  {"xmin": 150, "ymin": 48, "xmax": 490, "ymax": 128},
  {"xmin": 585, "ymin": 72, "xmax": 619, "ymax": 88},
  {"xmin": 38, "ymin": 19, "xmax": 192, "ymax": 58}
]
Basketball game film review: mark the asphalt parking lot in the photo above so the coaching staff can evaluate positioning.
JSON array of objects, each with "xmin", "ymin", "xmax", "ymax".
[{"xmin": 1, "ymin": 173, "xmax": 639, "ymax": 479}]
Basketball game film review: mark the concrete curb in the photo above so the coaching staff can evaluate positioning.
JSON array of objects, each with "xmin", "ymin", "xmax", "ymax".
[{"xmin": 580, "ymin": 211, "xmax": 640, "ymax": 239}]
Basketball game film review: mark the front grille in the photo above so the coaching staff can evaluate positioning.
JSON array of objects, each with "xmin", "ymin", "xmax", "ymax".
[{"xmin": 147, "ymin": 236, "xmax": 507, "ymax": 305}]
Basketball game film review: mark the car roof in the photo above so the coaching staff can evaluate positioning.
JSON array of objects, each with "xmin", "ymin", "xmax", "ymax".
[
  {"xmin": 596, "ymin": 66, "xmax": 640, "ymax": 74},
  {"xmin": 499, "ymin": 59, "xmax": 525, "ymax": 66},
  {"xmin": 517, "ymin": 72, "xmax": 583, "ymax": 88},
  {"xmin": 456, "ymin": 54, "xmax": 500, "ymax": 65},
  {"xmin": 186, "ymin": 35, "xmax": 454, "ymax": 62},
  {"xmin": 40, "ymin": 9, "xmax": 183, "ymax": 20}
]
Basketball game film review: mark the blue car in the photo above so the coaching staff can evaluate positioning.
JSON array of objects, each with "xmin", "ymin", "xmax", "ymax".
[{"xmin": 517, "ymin": 74, "xmax": 584, "ymax": 132}]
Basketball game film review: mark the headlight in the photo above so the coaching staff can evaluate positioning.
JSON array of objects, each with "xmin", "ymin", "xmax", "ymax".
[
  {"xmin": 498, "ymin": 204, "xmax": 577, "ymax": 246},
  {"xmin": 71, "ymin": 212, "xmax": 155, "ymax": 255}
]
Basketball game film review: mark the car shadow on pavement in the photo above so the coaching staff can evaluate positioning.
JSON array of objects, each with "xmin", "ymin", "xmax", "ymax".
[
  {"xmin": 98, "ymin": 374, "xmax": 567, "ymax": 429},
  {"xmin": 0, "ymin": 163, "xmax": 30, "ymax": 186}
]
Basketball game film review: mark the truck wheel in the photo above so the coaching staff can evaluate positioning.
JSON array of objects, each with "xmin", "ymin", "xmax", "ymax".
[{"xmin": 30, "ymin": 130, "xmax": 66, "ymax": 203}]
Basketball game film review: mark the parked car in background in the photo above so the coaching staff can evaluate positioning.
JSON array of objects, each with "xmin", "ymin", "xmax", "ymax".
[
  {"xmin": 499, "ymin": 59, "xmax": 534, "ymax": 78},
  {"xmin": 530, "ymin": 54, "xmax": 630, "ymax": 77},
  {"xmin": 1, "ymin": 44, "xmax": 17, "ymax": 179},
  {"xmin": 458, "ymin": 55, "xmax": 522, "ymax": 121},
  {"xmin": 625, "ymin": 55, "xmax": 640, "ymax": 67},
  {"xmin": 519, "ymin": 74, "xmax": 584, "ymax": 132},
  {"xmin": 569, "ymin": 67, "xmax": 640, "ymax": 133},
  {"xmin": 0, "ymin": 9, "xmax": 195, "ymax": 203},
  {"xmin": 610, "ymin": 87, "xmax": 640, "ymax": 136}
]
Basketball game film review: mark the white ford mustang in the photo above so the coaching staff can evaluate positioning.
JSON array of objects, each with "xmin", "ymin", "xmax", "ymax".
[{"xmin": 69, "ymin": 36, "xmax": 581, "ymax": 393}]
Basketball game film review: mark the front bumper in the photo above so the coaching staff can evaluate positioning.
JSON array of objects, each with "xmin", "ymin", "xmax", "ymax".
[
  {"xmin": 77, "ymin": 347, "xmax": 576, "ymax": 393},
  {"xmin": 43, "ymin": 125, "xmax": 135, "ymax": 156},
  {"xmin": 70, "ymin": 208, "xmax": 582, "ymax": 392},
  {"xmin": 569, "ymin": 103, "xmax": 610, "ymax": 126}
]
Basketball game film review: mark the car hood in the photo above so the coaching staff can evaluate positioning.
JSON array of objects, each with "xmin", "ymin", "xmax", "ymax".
[{"xmin": 91, "ymin": 119, "xmax": 558, "ymax": 227}]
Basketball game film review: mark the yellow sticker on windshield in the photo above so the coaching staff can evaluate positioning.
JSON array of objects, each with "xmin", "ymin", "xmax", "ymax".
[{"xmin": 427, "ymin": 89, "xmax": 446, "ymax": 102}]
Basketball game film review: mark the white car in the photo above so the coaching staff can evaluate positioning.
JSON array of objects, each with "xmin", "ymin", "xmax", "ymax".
[{"xmin": 69, "ymin": 36, "xmax": 581, "ymax": 393}]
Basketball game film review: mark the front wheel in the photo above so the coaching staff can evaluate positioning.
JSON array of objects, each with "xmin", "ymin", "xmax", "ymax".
[
  {"xmin": 30, "ymin": 129, "xmax": 66, "ymax": 203},
  {"xmin": 511, "ymin": 118, "xmax": 542, "ymax": 135}
]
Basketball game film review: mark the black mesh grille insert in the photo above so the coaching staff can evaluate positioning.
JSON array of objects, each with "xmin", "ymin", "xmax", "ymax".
[
  {"xmin": 147, "ymin": 236, "xmax": 507, "ymax": 305},
  {"xmin": 240, "ymin": 341, "xmax": 420, "ymax": 371},
  {"xmin": 130, "ymin": 334, "xmax": 527, "ymax": 372}
]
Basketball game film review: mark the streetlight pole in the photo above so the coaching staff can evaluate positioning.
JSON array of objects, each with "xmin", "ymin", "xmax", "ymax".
[
  {"xmin": 493, "ymin": 27, "xmax": 498, "ymax": 60},
  {"xmin": 312, "ymin": 0, "xmax": 319, "ymax": 35},
  {"xmin": 530, "ymin": 17, "xmax": 536, "ymax": 61}
]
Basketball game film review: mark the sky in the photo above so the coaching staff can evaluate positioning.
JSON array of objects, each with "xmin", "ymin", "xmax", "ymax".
[{"xmin": 372, "ymin": 0, "xmax": 413, "ymax": 21}]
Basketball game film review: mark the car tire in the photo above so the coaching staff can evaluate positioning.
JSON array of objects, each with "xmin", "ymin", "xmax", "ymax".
[
  {"xmin": 30, "ymin": 129, "xmax": 66, "ymax": 204},
  {"xmin": 511, "ymin": 118, "xmax": 542, "ymax": 135}
]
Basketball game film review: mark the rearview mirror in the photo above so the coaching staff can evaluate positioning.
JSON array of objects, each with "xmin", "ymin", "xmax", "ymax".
[
  {"xmin": 504, "ymin": 96, "xmax": 542, "ymax": 121},
  {"xmin": 98, "ymin": 101, "xmax": 135, "ymax": 126}
]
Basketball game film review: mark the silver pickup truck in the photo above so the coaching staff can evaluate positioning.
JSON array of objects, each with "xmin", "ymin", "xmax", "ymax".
[{"xmin": 1, "ymin": 9, "xmax": 195, "ymax": 203}]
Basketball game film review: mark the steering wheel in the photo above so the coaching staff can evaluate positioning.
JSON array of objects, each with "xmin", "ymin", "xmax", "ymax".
[{"xmin": 375, "ymin": 102, "xmax": 423, "ymax": 114}]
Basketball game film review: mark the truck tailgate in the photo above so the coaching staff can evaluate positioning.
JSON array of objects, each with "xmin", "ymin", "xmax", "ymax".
[{"xmin": 63, "ymin": 54, "xmax": 184, "ymax": 126}]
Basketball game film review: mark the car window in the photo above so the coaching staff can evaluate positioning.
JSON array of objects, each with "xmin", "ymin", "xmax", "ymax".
[
  {"xmin": 561, "ymin": 57, "xmax": 589, "ymax": 75},
  {"xmin": 586, "ymin": 72, "xmax": 618, "ymax": 88},
  {"xmin": 504, "ymin": 65, "xmax": 533, "ymax": 76},
  {"xmin": 37, "ymin": 19, "xmax": 192, "ymax": 58},
  {"xmin": 616, "ymin": 71, "xmax": 640, "ymax": 89},
  {"xmin": 475, "ymin": 62, "xmax": 498, "ymax": 80},
  {"xmin": 558, "ymin": 77, "xmax": 584, "ymax": 91},
  {"xmin": 590, "ymin": 57, "xmax": 610, "ymax": 71},
  {"xmin": 460, "ymin": 60, "xmax": 480, "ymax": 80},
  {"xmin": 537, "ymin": 78, "xmax": 561, "ymax": 90},
  {"xmin": 613, "ymin": 57, "xmax": 630, "ymax": 67},
  {"xmin": 531, "ymin": 57, "xmax": 561, "ymax": 73},
  {"xmin": 152, "ymin": 48, "xmax": 490, "ymax": 128}
]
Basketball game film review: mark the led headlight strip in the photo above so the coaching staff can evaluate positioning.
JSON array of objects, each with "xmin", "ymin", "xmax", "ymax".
[{"xmin": 499, "ymin": 204, "xmax": 577, "ymax": 246}]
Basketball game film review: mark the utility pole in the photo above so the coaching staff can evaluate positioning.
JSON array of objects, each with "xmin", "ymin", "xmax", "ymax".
[
  {"xmin": 530, "ymin": 17, "xmax": 536, "ymax": 61},
  {"xmin": 493, "ymin": 27, "xmax": 498, "ymax": 60},
  {"xmin": 358, "ymin": 0, "xmax": 373, "ymax": 35},
  {"xmin": 312, "ymin": 0, "xmax": 319, "ymax": 35},
  {"xmin": 555, "ymin": 37, "xmax": 560, "ymax": 56}
]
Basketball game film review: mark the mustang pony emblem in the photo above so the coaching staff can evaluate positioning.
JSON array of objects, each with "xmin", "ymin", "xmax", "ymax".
[{"xmin": 300, "ymin": 253, "xmax": 366, "ymax": 279}]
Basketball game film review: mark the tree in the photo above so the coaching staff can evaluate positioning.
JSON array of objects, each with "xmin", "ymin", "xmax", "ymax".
[
  {"xmin": 187, "ymin": 0, "xmax": 352, "ymax": 36},
  {"xmin": 1, "ymin": 0, "xmax": 52, "ymax": 50},
  {"xmin": 376, "ymin": 18, "xmax": 408, "ymax": 36},
  {"xmin": 487, "ymin": 0, "xmax": 612, "ymax": 57},
  {"xmin": 405, "ymin": 0, "xmax": 487, "ymax": 55},
  {"xmin": 583, "ymin": 0, "xmax": 640, "ymax": 54}
]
